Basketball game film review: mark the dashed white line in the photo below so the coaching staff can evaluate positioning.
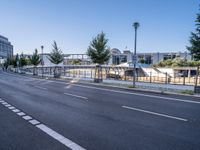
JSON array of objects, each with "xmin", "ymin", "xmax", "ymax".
[
  {"xmin": 5, "ymin": 104, "xmax": 11, "ymax": 107},
  {"xmin": 17, "ymin": 112, "xmax": 26, "ymax": 116},
  {"xmin": 8, "ymin": 106, "xmax": 15, "ymax": 110},
  {"xmin": 0, "ymin": 98, "xmax": 87, "ymax": 150},
  {"xmin": 64, "ymin": 93, "xmax": 88, "ymax": 100},
  {"xmin": 2, "ymin": 102, "xmax": 8, "ymax": 105},
  {"xmin": 12, "ymin": 109, "xmax": 20, "ymax": 113},
  {"xmin": 34, "ymin": 86, "xmax": 48, "ymax": 90},
  {"xmin": 29, "ymin": 119, "xmax": 40, "ymax": 125},
  {"xmin": 23, "ymin": 115, "xmax": 32, "ymax": 120},
  {"xmin": 122, "ymin": 106, "xmax": 188, "ymax": 122},
  {"xmin": 36, "ymin": 124, "xmax": 86, "ymax": 150},
  {"xmin": 71, "ymin": 84, "xmax": 200, "ymax": 104}
]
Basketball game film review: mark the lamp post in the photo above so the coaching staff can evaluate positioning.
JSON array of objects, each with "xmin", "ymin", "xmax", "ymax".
[
  {"xmin": 41, "ymin": 45, "xmax": 44, "ymax": 77},
  {"xmin": 132, "ymin": 22, "xmax": 140, "ymax": 87}
]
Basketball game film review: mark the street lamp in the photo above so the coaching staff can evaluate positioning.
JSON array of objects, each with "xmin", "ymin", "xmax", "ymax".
[
  {"xmin": 41, "ymin": 45, "xmax": 44, "ymax": 77},
  {"xmin": 132, "ymin": 22, "xmax": 140, "ymax": 87}
]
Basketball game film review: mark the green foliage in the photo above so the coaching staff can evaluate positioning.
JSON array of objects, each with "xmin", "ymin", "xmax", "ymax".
[
  {"xmin": 155, "ymin": 58, "xmax": 200, "ymax": 67},
  {"xmin": 30, "ymin": 49, "xmax": 40, "ymax": 66},
  {"xmin": 180, "ymin": 90, "xmax": 194, "ymax": 95},
  {"xmin": 87, "ymin": 32, "xmax": 111, "ymax": 65},
  {"xmin": 139, "ymin": 56, "xmax": 145, "ymax": 64},
  {"xmin": 48, "ymin": 41, "xmax": 64, "ymax": 65},
  {"xmin": 3, "ymin": 54, "xmax": 19, "ymax": 68},
  {"xmin": 187, "ymin": 6, "xmax": 200, "ymax": 60},
  {"xmin": 19, "ymin": 53, "xmax": 28, "ymax": 67},
  {"xmin": 72, "ymin": 59, "xmax": 81, "ymax": 65}
]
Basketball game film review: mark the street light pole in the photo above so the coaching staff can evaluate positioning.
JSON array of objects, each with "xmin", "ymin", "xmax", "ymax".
[
  {"xmin": 132, "ymin": 22, "xmax": 140, "ymax": 87},
  {"xmin": 41, "ymin": 45, "xmax": 44, "ymax": 77}
]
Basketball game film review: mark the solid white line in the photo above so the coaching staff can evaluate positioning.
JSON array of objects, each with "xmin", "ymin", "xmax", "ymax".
[
  {"xmin": 34, "ymin": 86, "xmax": 48, "ymax": 90},
  {"xmin": 72, "ymin": 84, "xmax": 200, "ymax": 104},
  {"xmin": 64, "ymin": 93, "xmax": 88, "ymax": 100},
  {"xmin": 122, "ymin": 106, "xmax": 188, "ymax": 122},
  {"xmin": 36, "ymin": 124, "xmax": 86, "ymax": 150}
]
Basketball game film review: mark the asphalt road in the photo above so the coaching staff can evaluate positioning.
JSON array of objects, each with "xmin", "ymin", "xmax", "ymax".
[{"xmin": 0, "ymin": 70, "xmax": 200, "ymax": 150}]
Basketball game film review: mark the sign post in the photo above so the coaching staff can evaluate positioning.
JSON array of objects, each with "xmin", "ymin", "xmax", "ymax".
[{"xmin": 194, "ymin": 66, "xmax": 200, "ymax": 93}]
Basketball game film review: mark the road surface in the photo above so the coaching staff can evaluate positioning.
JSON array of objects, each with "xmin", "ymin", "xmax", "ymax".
[{"xmin": 0, "ymin": 71, "xmax": 200, "ymax": 150}]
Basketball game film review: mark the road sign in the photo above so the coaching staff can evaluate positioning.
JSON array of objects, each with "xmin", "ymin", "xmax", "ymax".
[{"xmin": 132, "ymin": 55, "xmax": 137, "ymax": 63}]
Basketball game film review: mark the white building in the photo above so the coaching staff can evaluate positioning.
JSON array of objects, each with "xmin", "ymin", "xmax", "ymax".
[{"xmin": 109, "ymin": 48, "xmax": 191, "ymax": 65}]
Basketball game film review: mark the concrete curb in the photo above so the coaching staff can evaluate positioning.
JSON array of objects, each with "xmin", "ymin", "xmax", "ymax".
[{"xmin": 5, "ymin": 71, "xmax": 200, "ymax": 98}]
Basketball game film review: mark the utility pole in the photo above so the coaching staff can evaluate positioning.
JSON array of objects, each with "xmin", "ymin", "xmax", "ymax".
[
  {"xmin": 132, "ymin": 22, "xmax": 140, "ymax": 87},
  {"xmin": 41, "ymin": 45, "xmax": 44, "ymax": 77}
]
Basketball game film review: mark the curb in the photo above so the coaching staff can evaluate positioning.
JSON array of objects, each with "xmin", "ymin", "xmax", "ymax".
[{"xmin": 4, "ymin": 71, "xmax": 200, "ymax": 98}]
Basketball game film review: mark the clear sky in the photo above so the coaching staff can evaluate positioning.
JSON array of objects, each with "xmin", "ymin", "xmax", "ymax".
[{"xmin": 0, "ymin": 0, "xmax": 199, "ymax": 54}]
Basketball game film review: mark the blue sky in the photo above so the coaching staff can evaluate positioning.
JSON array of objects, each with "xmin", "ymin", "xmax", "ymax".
[{"xmin": 0, "ymin": 0, "xmax": 199, "ymax": 54}]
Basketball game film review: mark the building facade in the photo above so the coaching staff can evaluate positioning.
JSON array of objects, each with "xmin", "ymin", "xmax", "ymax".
[
  {"xmin": 109, "ymin": 48, "xmax": 191, "ymax": 65},
  {"xmin": 0, "ymin": 35, "xmax": 13, "ymax": 59}
]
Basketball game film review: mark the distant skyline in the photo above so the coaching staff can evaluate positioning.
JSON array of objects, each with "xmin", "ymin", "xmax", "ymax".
[{"xmin": 0, "ymin": 0, "xmax": 199, "ymax": 54}]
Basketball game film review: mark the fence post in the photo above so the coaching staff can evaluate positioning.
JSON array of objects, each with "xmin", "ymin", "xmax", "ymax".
[
  {"xmin": 165, "ymin": 72, "xmax": 168, "ymax": 84},
  {"xmin": 125, "ymin": 69, "xmax": 127, "ymax": 81},
  {"xmin": 150, "ymin": 72, "xmax": 152, "ymax": 83},
  {"xmin": 183, "ymin": 71, "xmax": 186, "ymax": 85}
]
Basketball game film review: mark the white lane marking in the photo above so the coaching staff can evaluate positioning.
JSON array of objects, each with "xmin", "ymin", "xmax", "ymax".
[
  {"xmin": 22, "ymin": 115, "xmax": 32, "ymax": 120},
  {"xmin": 17, "ymin": 112, "xmax": 26, "ymax": 116},
  {"xmin": 72, "ymin": 84, "xmax": 200, "ymax": 104},
  {"xmin": 12, "ymin": 109, "xmax": 20, "ymax": 113},
  {"xmin": 122, "ymin": 106, "xmax": 188, "ymax": 122},
  {"xmin": 64, "ymin": 93, "xmax": 88, "ymax": 100},
  {"xmin": 29, "ymin": 119, "xmax": 40, "ymax": 125},
  {"xmin": 0, "ymin": 100, "xmax": 5, "ymax": 103},
  {"xmin": 0, "ymin": 98, "xmax": 85, "ymax": 149},
  {"xmin": 5, "ymin": 104, "xmax": 11, "ymax": 107},
  {"xmin": 2, "ymin": 102, "xmax": 8, "ymax": 105},
  {"xmin": 36, "ymin": 124, "xmax": 86, "ymax": 150},
  {"xmin": 40, "ymin": 80, "xmax": 54, "ymax": 85},
  {"xmin": 34, "ymin": 86, "xmax": 48, "ymax": 90},
  {"xmin": 4, "ymin": 72, "xmax": 199, "ymax": 105},
  {"xmin": 8, "ymin": 106, "xmax": 15, "ymax": 110}
]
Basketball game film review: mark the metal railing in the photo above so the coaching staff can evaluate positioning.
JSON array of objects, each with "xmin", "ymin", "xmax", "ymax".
[{"xmin": 8, "ymin": 65, "xmax": 200, "ymax": 86}]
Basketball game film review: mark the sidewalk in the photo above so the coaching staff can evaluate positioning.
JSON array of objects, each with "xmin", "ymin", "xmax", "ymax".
[
  {"xmin": 12, "ymin": 71, "xmax": 198, "ymax": 96},
  {"xmin": 59, "ymin": 76, "xmax": 194, "ymax": 93}
]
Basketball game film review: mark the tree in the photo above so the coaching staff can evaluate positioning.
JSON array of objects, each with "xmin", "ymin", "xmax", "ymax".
[
  {"xmin": 87, "ymin": 32, "xmax": 111, "ymax": 65},
  {"xmin": 30, "ymin": 49, "xmax": 40, "ymax": 75},
  {"xmin": 12, "ymin": 54, "xmax": 19, "ymax": 68},
  {"xmin": 187, "ymin": 5, "xmax": 200, "ymax": 61},
  {"xmin": 87, "ymin": 32, "xmax": 111, "ymax": 82},
  {"xmin": 48, "ymin": 41, "xmax": 64, "ymax": 65},
  {"xmin": 19, "ymin": 53, "xmax": 28, "ymax": 67},
  {"xmin": 48, "ymin": 41, "xmax": 64, "ymax": 77}
]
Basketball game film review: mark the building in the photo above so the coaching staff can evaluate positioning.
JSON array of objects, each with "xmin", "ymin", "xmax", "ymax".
[
  {"xmin": 109, "ymin": 48, "xmax": 132, "ymax": 65},
  {"xmin": 0, "ymin": 35, "xmax": 13, "ymax": 59},
  {"xmin": 109, "ymin": 48, "xmax": 191, "ymax": 65},
  {"xmin": 63, "ymin": 54, "xmax": 91, "ymax": 65}
]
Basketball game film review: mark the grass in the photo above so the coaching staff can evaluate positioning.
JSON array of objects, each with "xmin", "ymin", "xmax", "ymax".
[
  {"xmin": 128, "ymin": 85, "xmax": 136, "ymax": 88},
  {"xmin": 180, "ymin": 90, "xmax": 194, "ymax": 95}
]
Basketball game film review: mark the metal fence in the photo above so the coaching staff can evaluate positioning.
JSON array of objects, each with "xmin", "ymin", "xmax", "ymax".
[{"xmin": 11, "ymin": 65, "xmax": 200, "ymax": 86}]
